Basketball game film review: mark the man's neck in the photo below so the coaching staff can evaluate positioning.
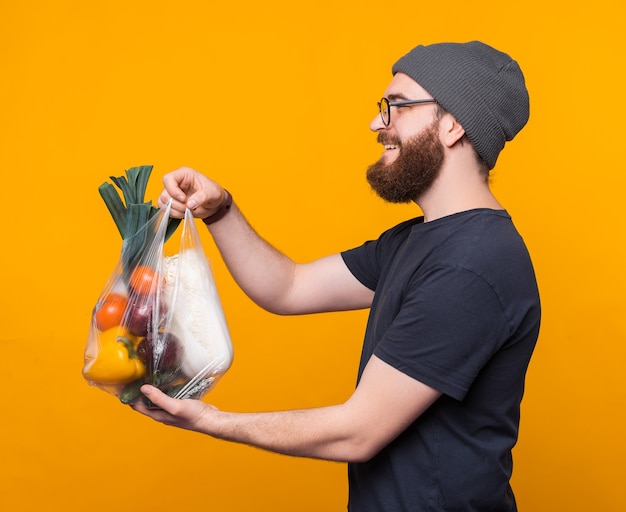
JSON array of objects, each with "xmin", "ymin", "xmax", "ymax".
[{"xmin": 416, "ymin": 162, "xmax": 503, "ymax": 222}]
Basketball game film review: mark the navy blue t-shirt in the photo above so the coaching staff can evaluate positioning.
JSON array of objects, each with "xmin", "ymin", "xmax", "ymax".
[{"xmin": 341, "ymin": 209, "xmax": 540, "ymax": 512}]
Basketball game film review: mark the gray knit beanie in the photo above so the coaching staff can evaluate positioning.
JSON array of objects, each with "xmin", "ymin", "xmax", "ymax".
[{"xmin": 392, "ymin": 41, "xmax": 529, "ymax": 169}]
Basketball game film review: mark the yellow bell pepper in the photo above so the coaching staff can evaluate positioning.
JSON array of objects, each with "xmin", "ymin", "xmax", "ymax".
[{"xmin": 83, "ymin": 328, "xmax": 146, "ymax": 385}]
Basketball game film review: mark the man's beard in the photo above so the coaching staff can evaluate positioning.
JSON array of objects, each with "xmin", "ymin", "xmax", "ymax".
[{"xmin": 366, "ymin": 120, "xmax": 444, "ymax": 203}]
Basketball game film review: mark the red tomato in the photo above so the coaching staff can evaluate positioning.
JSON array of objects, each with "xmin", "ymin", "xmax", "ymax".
[
  {"xmin": 129, "ymin": 265, "xmax": 160, "ymax": 296},
  {"xmin": 94, "ymin": 294, "xmax": 128, "ymax": 331}
]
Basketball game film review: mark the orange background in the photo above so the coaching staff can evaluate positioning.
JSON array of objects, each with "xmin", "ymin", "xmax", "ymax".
[{"xmin": 1, "ymin": 1, "xmax": 624, "ymax": 511}]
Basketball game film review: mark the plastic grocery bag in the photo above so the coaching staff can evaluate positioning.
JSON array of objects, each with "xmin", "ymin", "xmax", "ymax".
[{"xmin": 83, "ymin": 201, "xmax": 233, "ymax": 405}]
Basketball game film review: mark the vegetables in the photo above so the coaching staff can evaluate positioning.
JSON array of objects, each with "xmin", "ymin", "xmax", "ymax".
[
  {"xmin": 98, "ymin": 166, "xmax": 180, "ymax": 276},
  {"xmin": 85, "ymin": 272, "xmax": 165, "ymax": 388},
  {"xmin": 137, "ymin": 331, "xmax": 180, "ymax": 372},
  {"xmin": 125, "ymin": 293, "xmax": 159, "ymax": 337},
  {"xmin": 129, "ymin": 265, "xmax": 161, "ymax": 296},
  {"xmin": 93, "ymin": 294, "xmax": 128, "ymax": 332},
  {"xmin": 85, "ymin": 166, "xmax": 175, "ymax": 390},
  {"xmin": 124, "ymin": 295, "xmax": 152, "ymax": 337},
  {"xmin": 98, "ymin": 165, "xmax": 180, "ymax": 243},
  {"xmin": 84, "ymin": 166, "xmax": 233, "ymax": 404},
  {"xmin": 91, "ymin": 286, "xmax": 164, "ymax": 338},
  {"xmin": 118, "ymin": 332, "xmax": 182, "ymax": 405},
  {"xmin": 83, "ymin": 328, "xmax": 146, "ymax": 385},
  {"xmin": 119, "ymin": 379, "xmax": 147, "ymax": 405}
]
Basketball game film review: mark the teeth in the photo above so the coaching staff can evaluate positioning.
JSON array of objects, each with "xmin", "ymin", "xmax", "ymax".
[{"xmin": 384, "ymin": 144, "xmax": 398, "ymax": 150}]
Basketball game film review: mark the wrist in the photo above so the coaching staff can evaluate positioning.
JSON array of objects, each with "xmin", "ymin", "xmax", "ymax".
[{"xmin": 202, "ymin": 189, "xmax": 232, "ymax": 225}]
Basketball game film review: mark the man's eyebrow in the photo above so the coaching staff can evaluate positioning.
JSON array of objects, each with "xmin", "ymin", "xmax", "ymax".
[{"xmin": 387, "ymin": 93, "xmax": 410, "ymax": 101}]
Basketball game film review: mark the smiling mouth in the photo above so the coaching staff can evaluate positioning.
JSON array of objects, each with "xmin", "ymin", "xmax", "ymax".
[{"xmin": 377, "ymin": 133, "xmax": 400, "ymax": 151}]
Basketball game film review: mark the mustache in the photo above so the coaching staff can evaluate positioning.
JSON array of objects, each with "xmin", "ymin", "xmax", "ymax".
[{"xmin": 377, "ymin": 133, "xmax": 402, "ymax": 146}]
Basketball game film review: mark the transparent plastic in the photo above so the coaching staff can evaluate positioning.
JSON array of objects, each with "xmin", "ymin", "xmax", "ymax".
[{"xmin": 83, "ymin": 202, "xmax": 233, "ymax": 405}]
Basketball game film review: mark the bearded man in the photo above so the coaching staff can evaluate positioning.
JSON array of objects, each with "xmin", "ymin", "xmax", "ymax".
[{"xmin": 132, "ymin": 41, "xmax": 540, "ymax": 512}]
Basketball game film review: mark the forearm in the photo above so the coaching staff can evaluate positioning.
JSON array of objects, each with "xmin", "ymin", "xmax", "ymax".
[
  {"xmin": 198, "ymin": 404, "xmax": 372, "ymax": 463},
  {"xmin": 206, "ymin": 202, "xmax": 299, "ymax": 313},
  {"xmin": 133, "ymin": 357, "xmax": 441, "ymax": 463},
  {"xmin": 206, "ymin": 201, "xmax": 373, "ymax": 315}
]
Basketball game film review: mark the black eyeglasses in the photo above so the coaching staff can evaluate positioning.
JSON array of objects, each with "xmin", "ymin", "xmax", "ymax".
[{"xmin": 377, "ymin": 97, "xmax": 437, "ymax": 126}]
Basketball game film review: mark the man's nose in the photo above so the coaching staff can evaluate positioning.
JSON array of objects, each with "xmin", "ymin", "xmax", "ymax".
[{"xmin": 370, "ymin": 113, "xmax": 386, "ymax": 132}]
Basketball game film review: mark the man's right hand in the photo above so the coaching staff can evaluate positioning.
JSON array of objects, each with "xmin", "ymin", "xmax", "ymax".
[{"xmin": 158, "ymin": 166, "xmax": 226, "ymax": 220}]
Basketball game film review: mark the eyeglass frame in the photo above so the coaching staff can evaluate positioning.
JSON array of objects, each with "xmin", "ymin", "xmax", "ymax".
[{"xmin": 377, "ymin": 97, "xmax": 438, "ymax": 126}]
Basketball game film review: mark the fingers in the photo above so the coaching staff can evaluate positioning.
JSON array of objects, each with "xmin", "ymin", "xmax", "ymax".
[
  {"xmin": 185, "ymin": 187, "xmax": 225, "ymax": 217},
  {"xmin": 157, "ymin": 167, "xmax": 225, "ymax": 219},
  {"xmin": 140, "ymin": 384, "xmax": 177, "ymax": 411},
  {"xmin": 130, "ymin": 386, "xmax": 181, "ymax": 425},
  {"xmin": 162, "ymin": 171, "xmax": 189, "ymax": 202},
  {"xmin": 157, "ymin": 167, "xmax": 194, "ymax": 217},
  {"xmin": 157, "ymin": 190, "xmax": 187, "ymax": 218},
  {"xmin": 130, "ymin": 385, "xmax": 212, "ymax": 432}
]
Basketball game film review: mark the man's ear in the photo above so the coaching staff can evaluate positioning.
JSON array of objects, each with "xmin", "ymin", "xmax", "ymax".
[{"xmin": 439, "ymin": 113, "xmax": 466, "ymax": 148}]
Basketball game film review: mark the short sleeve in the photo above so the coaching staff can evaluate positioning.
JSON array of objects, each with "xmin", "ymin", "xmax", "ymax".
[
  {"xmin": 341, "ymin": 241, "xmax": 380, "ymax": 291},
  {"xmin": 341, "ymin": 218, "xmax": 424, "ymax": 291},
  {"xmin": 374, "ymin": 265, "xmax": 510, "ymax": 401}
]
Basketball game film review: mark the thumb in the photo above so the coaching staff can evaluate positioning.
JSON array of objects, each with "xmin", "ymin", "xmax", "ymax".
[
  {"xmin": 187, "ymin": 188, "xmax": 226, "ymax": 215},
  {"xmin": 140, "ymin": 384, "xmax": 174, "ymax": 410}
]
